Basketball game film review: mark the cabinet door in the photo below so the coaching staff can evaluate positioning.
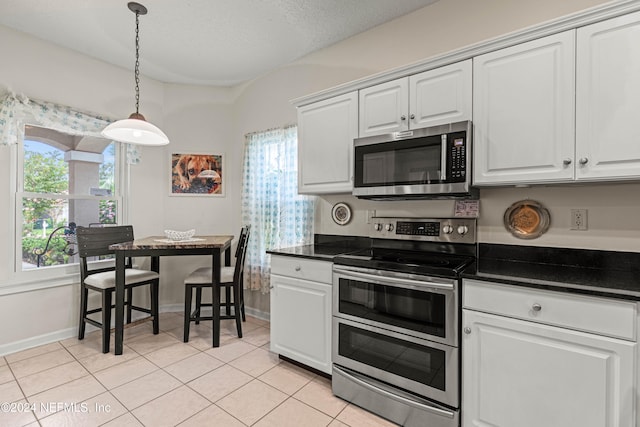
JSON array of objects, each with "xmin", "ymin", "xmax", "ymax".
[
  {"xmin": 297, "ymin": 92, "xmax": 357, "ymax": 194},
  {"xmin": 359, "ymin": 77, "xmax": 409, "ymax": 136},
  {"xmin": 462, "ymin": 309, "xmax": 636, "ymax": 427},
  {"xmin": 576, "ymin": 11, "xmax": 640, "ymax": 181},
  {"xmin": 270, "ymin": 274, "xmax": 332, "ymax": 374},
  {"xmin": 473, "ymin": 31, "xmax": 576, "ymax": 185},
  {"xmin": 409, "ymin": 59, "xmax": 472, "ymax": 129}
]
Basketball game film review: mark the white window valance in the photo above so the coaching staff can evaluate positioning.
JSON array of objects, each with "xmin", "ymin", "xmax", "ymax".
[{"xmin": 0, "ymin": 91, "xmax": 141, "ymax": 164}]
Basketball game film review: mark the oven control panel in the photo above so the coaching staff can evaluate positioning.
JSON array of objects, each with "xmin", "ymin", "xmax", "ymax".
[{"xmin": 371, "ymin": 217, "xmax": 476, "ymax": 244}]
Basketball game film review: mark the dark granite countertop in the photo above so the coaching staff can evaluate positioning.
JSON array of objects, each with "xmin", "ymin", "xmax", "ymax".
[
  {"xmin": 267, "ymin": 244, "xmax": 352, "ymax": 261},
  {"xmin": 266, "ymin": 235, "xmax": 370, "ymax": 261},
  {"xmin": 267, "ymin": 238, "xmax": 640, "ymax": 301},
  {"xmin": 462, "ymin": 244, "xmax": 640, "ymax": 301}
]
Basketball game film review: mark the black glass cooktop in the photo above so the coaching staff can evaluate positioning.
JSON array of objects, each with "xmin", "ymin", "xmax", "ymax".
[{"xmin": 334, "ymin": 247, "xmax": 475, "ymax": 278}]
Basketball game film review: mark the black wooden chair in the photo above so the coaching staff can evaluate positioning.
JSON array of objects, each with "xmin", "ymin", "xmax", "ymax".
[
  {"xmin": 76, "ymin": 225, "xmax": 160, "ymax": 353},
  {"xmin": 183, "ymin": 225, "xmax": 250, "ymax": 342}
]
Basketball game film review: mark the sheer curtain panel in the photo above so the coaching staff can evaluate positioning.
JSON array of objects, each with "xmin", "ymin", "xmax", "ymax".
[{"xmin": 241, "ymin": 125, "xmax": 315, "ymax": 293}]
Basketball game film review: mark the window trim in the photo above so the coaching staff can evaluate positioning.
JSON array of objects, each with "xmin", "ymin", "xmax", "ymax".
[{"xmin": 6, "ymin": 130, "xmax": 130, "ymax": 292}]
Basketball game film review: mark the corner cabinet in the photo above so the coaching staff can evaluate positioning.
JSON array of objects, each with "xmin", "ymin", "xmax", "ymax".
[
  {"xmin": 358, "ymin": 60, "xmax": 472, "ymax": 137},
  {"xmin": 270, "ymin": 255, "xmax": 332, "ymax": 374},
  {"xmin": 297, "ymin": 92, "xmax": 358, "ymax": 194},
  {"xmin": 473, "ymin": 31, "xmax": 576, "ymax": 185},
  {"xmin": 462, "ymin": 279, "xmax": 637, "ymax": 427}
]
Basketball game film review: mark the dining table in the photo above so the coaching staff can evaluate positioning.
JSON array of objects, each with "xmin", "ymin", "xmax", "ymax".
[{"xmin": 109, "ymin": 234, "xmax": 234, "ymax": 355}]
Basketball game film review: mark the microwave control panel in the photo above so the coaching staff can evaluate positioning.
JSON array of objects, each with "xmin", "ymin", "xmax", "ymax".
[{"xmin": 447, "ymin": 131, "xmax": 467, "ymax": 182}]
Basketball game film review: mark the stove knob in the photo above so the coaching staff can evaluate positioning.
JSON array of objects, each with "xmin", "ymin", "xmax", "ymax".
[
  {"xmin": 385, "ymin": 223, "xmax": 394, "ymax": 232},
  {"xmin": 457, "ymin": 225, "xmax": 469, "ymax": 235},
  {"xmin": 442, "ymin": 225, "xmax": 453, "ymax": 234},
  {"xmin": 373, "ymin": 223, "xmax": 382, "ymax": 231}
]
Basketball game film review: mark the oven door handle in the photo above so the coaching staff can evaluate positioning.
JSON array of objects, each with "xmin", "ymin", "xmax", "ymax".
[
  {"xmin": 333, "ymin": 266, "xmax": 454, "ymax": 291},
  {"xmin": 333, "ymin": 365, "xmax": 456, "ymax": 419}
]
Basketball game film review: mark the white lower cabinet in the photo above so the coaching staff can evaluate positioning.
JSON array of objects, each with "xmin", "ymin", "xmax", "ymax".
[
  {"xmin": 462, "ymin": 280, "xmax": 637, "ymax": 427},
  {"xmin": 270, "ymin": 255, "xmax": 332, "ymax": 374}
]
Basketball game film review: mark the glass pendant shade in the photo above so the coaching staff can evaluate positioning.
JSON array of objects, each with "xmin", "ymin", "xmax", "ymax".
[{"xmin": 101, "ymin": 113, "xmax": 169, "ymax": 146}]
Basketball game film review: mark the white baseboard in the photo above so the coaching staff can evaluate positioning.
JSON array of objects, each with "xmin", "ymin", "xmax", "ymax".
[
  {"xmin": 0, "ymin": 327, "xmax": 78, "ymax": 357},
  {"xmin": 0, "ymin": 304, "xmax": 270, "ymax": 357}
]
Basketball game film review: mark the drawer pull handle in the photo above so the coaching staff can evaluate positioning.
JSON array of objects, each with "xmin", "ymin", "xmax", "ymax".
[
  {"xmin": 532, "ymin": 303, "xmax": 542, "ymax": 312},
  {"xmin": 295, "ymin": 266, "xmax": 301, "ymax": 272},
  {"xmin": 463, "ymin": 327, "xmax": 472, "ymax": 335}
]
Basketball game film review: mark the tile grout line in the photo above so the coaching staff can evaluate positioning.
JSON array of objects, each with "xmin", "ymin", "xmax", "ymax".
[{"xmin": 2, "ymin": 315, "xmax": 377, "ymax": 427}]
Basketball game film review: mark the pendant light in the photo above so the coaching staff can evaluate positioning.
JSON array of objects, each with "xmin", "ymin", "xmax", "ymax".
[{"xmin": 101, "ymin": 2, "xmax": 169, "ymax": 146}]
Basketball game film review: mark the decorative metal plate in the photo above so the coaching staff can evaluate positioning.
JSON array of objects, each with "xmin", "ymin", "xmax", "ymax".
[
  {"xmin": 331, "ymin": 202, "xmax": 352, "ymax": 226},
  {"xmin": 504, "ymin": 200, "xmax": 550, "ymax": 239}
]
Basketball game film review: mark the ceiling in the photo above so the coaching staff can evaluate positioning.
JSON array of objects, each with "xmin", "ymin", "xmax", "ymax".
[{"xmin": 0, "ymin": 0, "xmax": 438, "ymax": 87}]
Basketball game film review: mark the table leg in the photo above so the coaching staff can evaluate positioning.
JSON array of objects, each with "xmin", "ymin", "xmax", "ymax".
[
  {"xmin": 115, "ymin": 251, "xmax": 126, "ymax": 355},
  {"xmin": 150, "ymin": 256, "xmax": 160, "ymax": 335},
  {"xmin": 212, "ymin": 249, "xmax": 221, "ymax": 347}
]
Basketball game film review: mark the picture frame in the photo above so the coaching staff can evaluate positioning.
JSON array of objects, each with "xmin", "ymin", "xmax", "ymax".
[{"xmin": 170, "ymin": 152, "xmax": 225, "ymax": 196}]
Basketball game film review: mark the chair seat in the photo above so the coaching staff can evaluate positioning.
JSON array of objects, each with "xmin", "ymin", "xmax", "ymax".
[
  {"xmin": 184, "ymin": 266, "xmax": 234, "ymax": 285},
  {"xmin": 84, "ymin": 268, "xmax": 160, "ymax": 289}
]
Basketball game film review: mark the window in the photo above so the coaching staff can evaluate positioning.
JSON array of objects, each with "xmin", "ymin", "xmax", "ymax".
[
  {"xmin": 241, "ymin": 125, "xmax": 315, "ymax": 293},
  {"xmin": 17, "ymin": 125, "xmax": 122, "ymax": 272}
]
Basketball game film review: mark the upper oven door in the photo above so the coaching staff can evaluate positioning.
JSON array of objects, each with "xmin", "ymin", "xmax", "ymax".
[{"xmin": 333, "ymin": 265, "xmax": 458, "ymax": 347}]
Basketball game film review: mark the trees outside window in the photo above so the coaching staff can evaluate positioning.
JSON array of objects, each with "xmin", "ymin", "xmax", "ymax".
[{"xmin": 20, "ymin": 126, "xmax": 120, "ymax": 270}]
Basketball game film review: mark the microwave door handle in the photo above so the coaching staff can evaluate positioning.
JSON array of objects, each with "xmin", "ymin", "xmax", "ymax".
[{"xmin": 440, "ymin": 134, "xmax": 447, "ymax": 181}]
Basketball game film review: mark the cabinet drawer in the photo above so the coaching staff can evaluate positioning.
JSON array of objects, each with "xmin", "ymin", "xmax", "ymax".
[
  {"xmin": 463, "ymin": 279, "xmax": 637, "ymax": 340},
  {"xmin": 271, "ymin": 255, "xmax": 333, "ymax": 283}
]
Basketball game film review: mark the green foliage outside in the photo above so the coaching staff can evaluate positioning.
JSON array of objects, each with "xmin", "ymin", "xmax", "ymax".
[{"xmin": 22, "ymin": 143, "xmax": 117, "ymax": 267}]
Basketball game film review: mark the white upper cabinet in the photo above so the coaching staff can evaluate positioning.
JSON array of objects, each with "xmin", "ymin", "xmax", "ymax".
[
  {"xmin": 359, "ymin": 78, "xmax": 409, "ymax": 136},
  {"xmin": 576, "ymin": 11, "xmax": 640, "ymax": 181},
  {"xmin": 359, "ymin": 60, "xmax": 472, "ymax": 137},
  {"xmin": 297, "ymin": 91, "xmax": 358, "ymax": 194},
  {"xmin": 409, "ymin": 60, "xmax": 472, "ymax": 129},
  {"xmin": 473, "ymin": 31, "xmax": 576, "ymax": 185}
]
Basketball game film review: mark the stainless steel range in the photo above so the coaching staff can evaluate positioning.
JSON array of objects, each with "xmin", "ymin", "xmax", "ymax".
[{"xmin": 332, "ymin": 217, "xmax": 476, "ymax": 427}]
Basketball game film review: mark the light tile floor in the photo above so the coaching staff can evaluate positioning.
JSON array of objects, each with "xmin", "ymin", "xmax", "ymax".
[{"xmin": 0, "ymin": 313, "xmax": 398, "ymax": 427}]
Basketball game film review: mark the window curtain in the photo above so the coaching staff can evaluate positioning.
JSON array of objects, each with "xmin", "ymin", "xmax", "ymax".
[
  {"xmin": 0, "ymin": 91, "xmax": 141, "ymax": 164},
  {"xmin": 241, "ymin": 125, "xmax": 315, "ymax": 293}
]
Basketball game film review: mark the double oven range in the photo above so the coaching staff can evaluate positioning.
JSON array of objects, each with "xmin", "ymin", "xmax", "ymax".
[{"xmin": 332, "ymin": 217, "xmax": 476, "ymax": 427}]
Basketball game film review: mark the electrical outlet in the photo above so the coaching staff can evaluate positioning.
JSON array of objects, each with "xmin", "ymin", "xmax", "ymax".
[{"xmin": 570, "ymin": 209, "xmax": 588, "ymax": 230}]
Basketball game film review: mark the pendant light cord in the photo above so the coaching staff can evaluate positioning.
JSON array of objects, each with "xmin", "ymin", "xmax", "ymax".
[{"xmin": 134, "ymin": 10, "xmax": 141, "ymax": 115}]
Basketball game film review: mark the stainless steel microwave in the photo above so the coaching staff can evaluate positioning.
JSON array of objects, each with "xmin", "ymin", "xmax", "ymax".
[{"xmin": 352, "ymin": 121, "xmax": 477, "ymax": 199}]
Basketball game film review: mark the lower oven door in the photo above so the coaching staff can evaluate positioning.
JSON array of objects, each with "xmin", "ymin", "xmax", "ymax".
[{"xmin": 333, "ymin": 316, "xmax": 459, "ymax": 408}]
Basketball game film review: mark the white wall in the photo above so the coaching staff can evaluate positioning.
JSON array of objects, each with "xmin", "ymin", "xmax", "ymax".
[
  {"xmin": 234, "ymin": 0, "xmax": 640, "ymax": 253},
  {"xmin": 0, "ymin": 26, "xmax": 237, "ymax": 353},
  {"xmin": 0, "ymin": 0, "xmax": 633, "ymax": 353},
  {"xmin": 232, "ymin": 0, "xmax": 637, "ymax": 311}
]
